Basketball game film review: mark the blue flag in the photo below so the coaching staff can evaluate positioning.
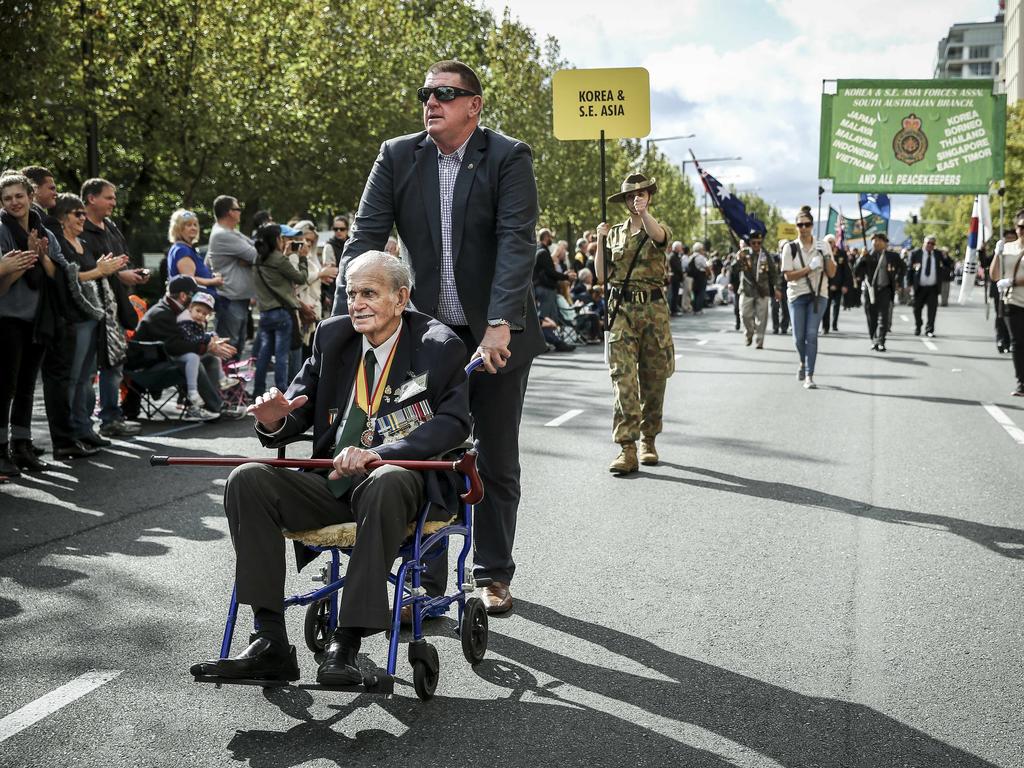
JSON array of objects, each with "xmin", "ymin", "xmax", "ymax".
[
  {"xmin": 699, "ymin": 167, "xmax": 765, "ymax": 239},
  {"xmin": 858, "ymin": 193, "xmax": 891, "ymax": 220}
]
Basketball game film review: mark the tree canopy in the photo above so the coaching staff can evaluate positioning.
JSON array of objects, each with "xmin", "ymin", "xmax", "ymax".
[{"xmin": 0, "ymin": 0, "xmax": 700, "ymax": 254}]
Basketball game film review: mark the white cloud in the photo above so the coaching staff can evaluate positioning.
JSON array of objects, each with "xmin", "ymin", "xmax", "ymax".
[{"xmin": 479, "ymin": 0, "xmax": 999, "ymax": 221}]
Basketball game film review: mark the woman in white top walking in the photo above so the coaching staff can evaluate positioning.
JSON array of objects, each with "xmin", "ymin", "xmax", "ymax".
[
  {"xmin": 781, "ymin": 206, "xmax": 835, "ymax": 389},
  {"xmin": 990, "ymin": 207, "xmax": 1024, "ymax": 396}
]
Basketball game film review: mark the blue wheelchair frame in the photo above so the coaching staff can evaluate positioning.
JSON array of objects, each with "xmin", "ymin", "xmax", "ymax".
[{"xmin": 215, "ymin": 358, "xmax": 486, "ymax": 691}]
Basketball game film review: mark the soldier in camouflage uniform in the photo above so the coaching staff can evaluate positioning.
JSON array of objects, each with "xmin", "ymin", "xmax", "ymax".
[{"xmin": 596, "ymin": 173, "xmax": 674, "ymax": 475}]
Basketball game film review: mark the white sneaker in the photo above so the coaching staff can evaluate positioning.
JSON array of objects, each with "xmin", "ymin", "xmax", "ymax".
[
  {"xmin": 182, "ymin": 403, "xmax": 221, "ymax": 422},
  {"xmin": 803, "ymin": 376, "xmax": 817, "ymax": 390},
  {"xmin": 218, "ymin": 403, "xmax": 247, "ymax": 420},
  {"xmin": 219, "ymin": 376, "xmax": 241, "ymax": 390}
]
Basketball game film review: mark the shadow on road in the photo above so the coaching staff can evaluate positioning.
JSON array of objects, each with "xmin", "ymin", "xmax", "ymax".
[
  {"xmin": 825, "ymin": 385, "xmax": 1024, "ymax": 412},
  {"xmin": 655, "ymin": 463, "xmax": 1024, "ymax": 560},
  {"xmin": 223, "ymin": 600, "xmax": 999, "ymax": 768}
]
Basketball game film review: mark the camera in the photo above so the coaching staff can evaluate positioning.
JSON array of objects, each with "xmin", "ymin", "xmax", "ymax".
[{"xmin": 288, "ymin": 241, "xmax": 302, "ymax": 253}]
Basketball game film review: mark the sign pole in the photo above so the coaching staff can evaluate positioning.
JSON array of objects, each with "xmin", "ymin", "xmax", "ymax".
[
  {"xmin": 599, "ymin": 129, "xmax": 607, "ymax": 224},
  {"xmin": 816, "ymin": 185, "xmax": 824, "ymax": 240}
]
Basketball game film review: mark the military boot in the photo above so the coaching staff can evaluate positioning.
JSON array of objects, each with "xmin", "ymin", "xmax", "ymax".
[
  {"xmin": 608, "ymin": 442, "xmax": 638, "ymax": 475},
  {"xmin": 638, "ymin": 436, "xmax": 659, "ymax": 465}
]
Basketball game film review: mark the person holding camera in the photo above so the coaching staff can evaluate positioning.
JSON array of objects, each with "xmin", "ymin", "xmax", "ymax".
[
  {"xmin": 252, "ymin": 223, "xmax": 307, "ymax": 396},
  {"xmin": 991, "ymin": 209, "xmax": 1024, "ymax": 397}
]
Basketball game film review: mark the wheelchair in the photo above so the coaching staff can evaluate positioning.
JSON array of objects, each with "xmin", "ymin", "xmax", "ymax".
[{"xmin": 151, "ymin": 360, "xmax": 488, "ymax": 701}]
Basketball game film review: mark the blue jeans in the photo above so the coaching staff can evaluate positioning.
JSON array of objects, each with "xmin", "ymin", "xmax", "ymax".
[
  {"xmin": 215, "ymin": 296, "xmax": 251, "ymax": 360},
  {"xmin": 68, "ymin": 320, "xmax": 98, "ymax": 438},
  {"xmin": 98, "ymin": 363, "xmax": 124, "ymax": 425},
  {"xmin": 790, "ymin": 293, "xmax": 823, "ymax": 375},
  {"xmin": 253, "ymin": 308, "xmax": 293, "ymax": 396}
]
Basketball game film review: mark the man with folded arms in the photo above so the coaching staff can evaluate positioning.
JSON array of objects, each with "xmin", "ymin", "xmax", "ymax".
[{"xmin": 191, "ymin": 253, "xmax": 471, "ymax": 684}]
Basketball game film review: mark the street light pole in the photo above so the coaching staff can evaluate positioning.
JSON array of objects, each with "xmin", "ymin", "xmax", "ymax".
[{"xmin": 645, "ymin": 133, "xmax": 696, "ymax": 156}]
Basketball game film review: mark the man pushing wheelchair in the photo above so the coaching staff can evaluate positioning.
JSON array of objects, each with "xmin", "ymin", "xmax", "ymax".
[{"xmin": 189, "ymin": 251, "xmax": 471, "ymax": 686}]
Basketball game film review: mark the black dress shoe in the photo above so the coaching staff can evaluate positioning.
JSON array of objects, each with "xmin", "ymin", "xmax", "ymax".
[
  {"xmin": 54, "ymin": 441, "xmax": 100, "ymax": 460},
  {"xmin": 79, "ymin": 432, "xmax": 112, "ymax": 448},
  {"xmin": 317, "ymin": 630, "xmax": 363, "ymax": 686},
  {"xmin": 11, "ymin": 441, "xmax": 53, "ymax": 472},
  {"xmin": 0, "ymin": 445, "xmax": 20, "ymax": 478},
  {"xmin": 31, "ymin": 444, "xmax": 45, "ymax": 456},
  {"xmin": 190, "ymin": 634, "xmax": 299, "ymax": 681}
]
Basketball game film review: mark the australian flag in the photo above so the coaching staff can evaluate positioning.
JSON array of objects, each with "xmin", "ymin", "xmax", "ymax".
[
  {"xmin": 699, "ymin": 167, "xmax": 766, "ymax": 239},
  {"xmin": 858, "ymin": 192, "xmax": 891, "ymax": 220}
]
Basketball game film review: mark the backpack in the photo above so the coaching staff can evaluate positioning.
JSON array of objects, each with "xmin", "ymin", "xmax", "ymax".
[{"xmin": 686, "ymin": 256, "xmax": 700, "ymax": 278}]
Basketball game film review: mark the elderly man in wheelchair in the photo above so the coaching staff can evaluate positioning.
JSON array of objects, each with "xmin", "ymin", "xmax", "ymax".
[{"xmin": 189, "ymin": 252, "xmax": 471, "ymax": 687}]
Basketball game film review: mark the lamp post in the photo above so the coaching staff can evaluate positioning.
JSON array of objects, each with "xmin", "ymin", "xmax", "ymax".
[
  {"xmin": 680, "ymin": 156, "xmax": 743, "ymax": 242},
  {"xmin": 645, "ymin": 134, "xmax": 696, "ymax": 156}
]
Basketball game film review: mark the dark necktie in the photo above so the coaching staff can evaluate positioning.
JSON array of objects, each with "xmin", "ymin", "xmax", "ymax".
[
  {"xmin": 326, "ymin": 349, "xmax": 376, "ymax": 498},
  {"xmin": 924, "ymin": 252, "xmax": 932, "ymax": 278}
]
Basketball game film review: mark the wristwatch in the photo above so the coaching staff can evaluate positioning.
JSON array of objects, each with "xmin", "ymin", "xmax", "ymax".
[{"xmin": 487, "ymin": 319, "xmax": 511, "ymax": 327}]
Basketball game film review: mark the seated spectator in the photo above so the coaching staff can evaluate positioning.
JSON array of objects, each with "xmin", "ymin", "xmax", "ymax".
[
  {"xmin": 167, "ymin": 209, "xmax": 222, "ymax": 294},
  {"xmin": 176, "ymin": 291, "xmax": 240, "ymax": 418},
  {"xmin": 571, "ymin": 267, "xmax": 593, "ymax": 303},
  {"xmin": 536, "ymin": 303, "xmax": 573, "ymax": 352},
  {"xmin": 133, "ymin": 275, "xmax": 245, "ymax": 421}
]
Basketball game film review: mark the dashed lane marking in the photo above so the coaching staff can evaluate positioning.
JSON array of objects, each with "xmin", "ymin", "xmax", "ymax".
[
  {"xmin": 981, "ymin": 403, "xmax": 1024, "ymax": 446},
  {"xmin": 545, "ymin": 409, "xmax": 584, "ymax": 427},
  {"xmin": 922, "ymin": 339, "xmax": 938, "ymax": 351},
  {"xmin": 900, "ymin": 314, "xmax": 910, "ymax": 322},
  {"xmin": 697, "ymin": 340, "xmax": 709, "ymax": 346},
  {"xmin": 0, "ymin": 670, "xmax": 122, "ymax": 743}
]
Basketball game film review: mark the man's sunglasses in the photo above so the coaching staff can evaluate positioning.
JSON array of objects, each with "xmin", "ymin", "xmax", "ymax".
[
  {"xmin": 796, "ymin": 222, "xmax": 812, "ymax": 228},
  {"xmin": 333, "ymin": 227, "xmax": 348, "ymax": 232},
  {"xmin": 416, "ymin": 86, "xmax": 479, "ymax": 104}
]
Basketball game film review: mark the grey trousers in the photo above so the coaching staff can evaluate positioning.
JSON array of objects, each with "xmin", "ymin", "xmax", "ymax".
[
  {"xmin": 740, "ymin": 294, "xmax": 770, "ymax": 344},
  {"xmin": 223, "ymin": 463, "xmax": 424, "ymax": 632}
]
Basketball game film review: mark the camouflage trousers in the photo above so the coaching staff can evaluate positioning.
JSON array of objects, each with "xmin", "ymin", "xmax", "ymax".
[{"xmin": 607, "ymin": 300, "xmax": 675, "ymax": 443}]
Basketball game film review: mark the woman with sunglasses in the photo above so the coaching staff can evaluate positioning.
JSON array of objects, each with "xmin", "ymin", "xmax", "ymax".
[
  {"xmin": 54, "ymin": 193, "xmax": 128, "ymax": 453},
  {"xmin": 990, "ymin": 209, "xmax": 1024, "ymax": 396},
  {"xmin": 782, "ymin": 206, "xmax": 835, "ymax": 389},
  {"xmin": 166, "ymin": 208, "xmax": 222, "ymax": 294},
  {"xmin": 321, "ymin": 216, "xmax": 348, "ymax": 317}
]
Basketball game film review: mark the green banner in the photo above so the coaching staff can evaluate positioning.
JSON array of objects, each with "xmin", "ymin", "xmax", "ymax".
[
  {"xmin": 819, "ymin": 79, "xmax": 1006, "ymax": 194},
  {"xmin": 825, "ymin": 207, "xmax": 887, "ymax": 240}
]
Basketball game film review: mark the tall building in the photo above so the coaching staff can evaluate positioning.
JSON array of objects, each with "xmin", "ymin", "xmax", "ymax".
[
  {"xmin": 1006, "ymin": 0, "xmax": 1024, "ymax": 103},
  {"xmin": 935, "ymin": 12, "xmax": 1004, "ymax": 87}
]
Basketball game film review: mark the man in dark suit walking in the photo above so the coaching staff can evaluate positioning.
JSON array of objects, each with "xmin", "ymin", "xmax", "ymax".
[
  {"xmin": 191, "ymin": 253, "xmax": 472, "ymax": 684},
  {"xmin": 908, "ymin": 235, "xmax": 951, "ymax": 337},
  {"xmin": 332, "ymin": 60, "xmax": 544, "ymax": 615}
]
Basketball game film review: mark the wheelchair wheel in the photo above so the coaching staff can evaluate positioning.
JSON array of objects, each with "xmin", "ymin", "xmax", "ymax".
[
  {"xmin": 412, "ymin": 644, "xmax": 439, "ymax": 701},
  {"xmin": 460, "ymin": 597, "xmax": 488, "ymax": 665},
  {"xmin": 303, "ymin": 599, "xmax": 332, "ymax": 654}
]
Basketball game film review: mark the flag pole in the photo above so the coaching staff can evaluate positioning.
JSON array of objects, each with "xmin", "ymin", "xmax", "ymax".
[
  {"xmin": 600, "ymin": 129, "xmax": 608, "ymax": 331},
  {"xmin": 816, "ymin": 185, "xmax": 824, "ymax": 240},
  {"xmin": 689, "ymin": 149, "xmax": 741, "ymax": 250},
  {"xmin": 857, "ymin": 200, "xmax": 870, "ymax": 253}
]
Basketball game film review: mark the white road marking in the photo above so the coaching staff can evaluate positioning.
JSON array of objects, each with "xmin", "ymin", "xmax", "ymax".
[
  {"xmin": 675, "ymin": 353, "xmax": 682, "ymax": 360},
  {"xmin": 697, "ymin": 339, "xmax": 709, "ymax": 346},
  {"xmin": 146, "ymin": 423, "xmax": 205, "ymax": 438},
  {"xmin": 922, "ymin": 339, "xmax": 938, "ymax": 351},
  {"xmin": 951, "ymin": 368, "xmax": 963, "ymax": 373},
  {"xmin": 545, "ymin": 409, "xmax": 584, "ymax": 428},
  {"xmin": 0, "ymin": 670, "xmax": 122, "ymax": 743},
  {"xmin": 900, "ymin": 314, "xmax": 910, "ymax": 322},
  {"xmin": 982, "ymin": 403, "xmax": 1024, "ymax": 445}
]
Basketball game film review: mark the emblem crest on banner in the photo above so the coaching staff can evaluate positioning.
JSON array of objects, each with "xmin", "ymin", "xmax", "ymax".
[{"xmin": 893, "ymin": 113, "xmax": 928, "ymax": 165}]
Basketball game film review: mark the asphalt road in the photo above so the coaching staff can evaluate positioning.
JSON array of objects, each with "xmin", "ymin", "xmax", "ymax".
[{"xmin": 1, "ymin": 295, "xmax": 1022, "ymax": 768}]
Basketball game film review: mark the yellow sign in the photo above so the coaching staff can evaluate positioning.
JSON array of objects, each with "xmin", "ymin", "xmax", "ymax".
[
  {"xmin": 552, "ymin": 67, "xmax": 651, "ymax": 141},
  {"xmin": 777, "ymin": 223, "xmax": 798, "ymax": 242}
]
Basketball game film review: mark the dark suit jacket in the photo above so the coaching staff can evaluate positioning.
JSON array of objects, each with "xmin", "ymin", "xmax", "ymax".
[
  {"xmin": 908, "ymin": 247, "xmax": 952, "ymax": 288},
  {"xmin": 854, "ymin": 249, "xmax": 906, "ymax": 290},
  {"xmin": 333, "ymin": 125, "xmax": 546, "ymax": 371},
  {"xmin": 255, "ymin": 310, "xmax": 472, "ymax": 516}
]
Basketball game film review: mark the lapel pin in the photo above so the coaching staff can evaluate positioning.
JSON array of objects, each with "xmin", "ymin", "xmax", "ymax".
[
  {"xmin": 468, "ymin": 163, "xmax": 474, "ymax": 169},
  {"xmin": 384, "ymin": 385, "xmax": 392, "ymax": 395}
]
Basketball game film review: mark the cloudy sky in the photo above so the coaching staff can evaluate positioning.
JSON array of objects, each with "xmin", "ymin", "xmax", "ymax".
[{"xmin": 480, "ymin": 0, "xmax": 1001, "ymax": 223}]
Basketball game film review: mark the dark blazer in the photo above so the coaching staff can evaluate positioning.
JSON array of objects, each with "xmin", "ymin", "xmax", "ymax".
[
  {"xmin": 333, "ymin": 126, "xmax": 546, "ymax": 371},
  {"xmin": 854, "ymin": 249, "xmax": 906, "ymax": 289},
  {"xmin": 256, "ymin": 310, "xmax": 471, "ymax": 514},
  {"xmin": 907, "ymin": 247, "xmax": 952, "ymax": 289}
]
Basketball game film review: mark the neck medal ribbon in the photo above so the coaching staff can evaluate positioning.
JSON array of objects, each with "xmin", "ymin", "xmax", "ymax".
[{"xmin": 355, "ymin": 328, "xmax": 401, "ymax": 447}]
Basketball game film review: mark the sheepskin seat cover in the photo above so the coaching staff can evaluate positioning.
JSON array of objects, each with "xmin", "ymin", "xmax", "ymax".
[{"xmin": 284, "ymin": 519, "xmax": 453, "ymax": 548}]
